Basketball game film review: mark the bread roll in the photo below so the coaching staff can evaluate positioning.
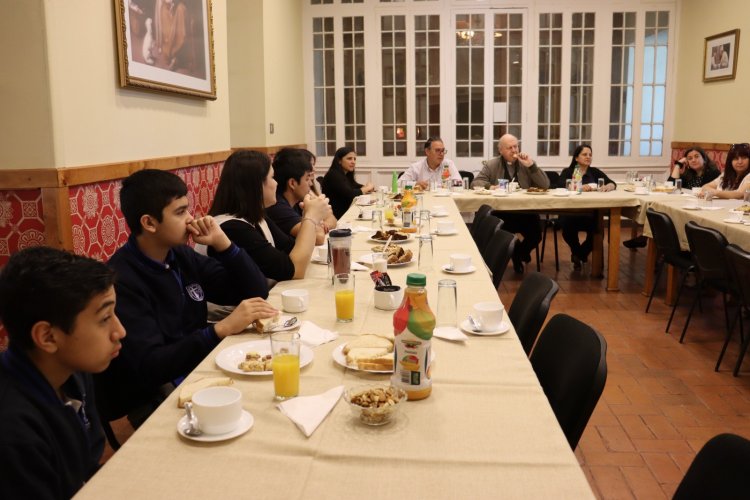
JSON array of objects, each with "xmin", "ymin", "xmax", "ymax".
[{"xmin": 253, "ymin": 312, "xmax": 281, "ymax": 333}]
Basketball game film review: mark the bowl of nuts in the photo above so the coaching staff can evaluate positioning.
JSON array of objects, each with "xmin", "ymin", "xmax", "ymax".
[{"xmin": 343, "ymin": 384, "xmax": 407, "ymax": 426}]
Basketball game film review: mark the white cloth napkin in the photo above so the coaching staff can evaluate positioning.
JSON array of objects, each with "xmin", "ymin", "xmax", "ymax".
[
  {"xmin": 298, "ymin": 321, "xmax": 338, "ymax": 347},
  {"xmin": 433, "ymin": 326, "xmax": 469, "ymax": 342},
  {"xmin": 277, "ymin": 385, "xmax": 344, "ymax": 437},
  {"xmin": 351, "ymin": 261, "xmax": 369, "ymax": 271},
  {"xmin": 351, "ymin": 225, "xmax": 373, "ymax": 233}
]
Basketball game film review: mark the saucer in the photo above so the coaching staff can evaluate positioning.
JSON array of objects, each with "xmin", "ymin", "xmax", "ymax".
[
  {"xmin": 431, "ymin": 230, "xmax": 458, "ymax": 236},
  {"xmin": 723, "ymin": 218, "xmax": 745, "ymax": 224},
  {"xmin": 459, "ymin": 319, "xmax": 511, "ymax": 336},
  {"xmin": 441, "ymin": 264, "xmax": 476, "ymax": 274},
  {"xmin": 683, "ymin": 205, "xmax": 701, "ymax": 210},
  {"xmin": 430, "ymin": 212, "xmax": 449, "ymax": 218},
  {"xmin": 553, "ymin": 191, "xmax": 571, "ymax": 197},
  {"xmin": 177, "ymin": 410, "xmax": 254, "ymax": 442},
  {"xmin": 433, "ymin": 192, "xmax": 451, "ymax": 197}
]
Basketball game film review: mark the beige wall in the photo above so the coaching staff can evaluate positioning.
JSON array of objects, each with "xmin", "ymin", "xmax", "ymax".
[
  {"xmin": 673, "ymin": 0, "xmax": 750, "ymax": 143},
  {"xmin": 0, "ymin": 0, "xmax": 55, "ymax": 170},
  {"xmin": 0, "ymin": 0, "xmax": 232, "ymax": 170}
]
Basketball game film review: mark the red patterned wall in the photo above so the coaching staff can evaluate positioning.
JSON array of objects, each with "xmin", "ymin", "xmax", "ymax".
[
  {"xmin": 671, "ymin": 147, "xmax": 727, "ymax": 170},
  {"xmin": 0, "ymin": 189, "xmax": 46, "ymax": 264}
]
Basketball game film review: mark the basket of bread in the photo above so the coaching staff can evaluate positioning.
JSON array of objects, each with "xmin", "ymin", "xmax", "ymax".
[{"xmin": 343, "ymin": 384, "xmax": 407, "ymax": 426}]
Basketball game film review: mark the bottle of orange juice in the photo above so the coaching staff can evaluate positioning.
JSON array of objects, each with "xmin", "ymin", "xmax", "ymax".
[
  {"xmin": 401, "ymin": 185, "xmax": 416, "ymax": 228},
  {"xmin": 391, "ymin": 273, "xmax": 435, "ymax": 400}
]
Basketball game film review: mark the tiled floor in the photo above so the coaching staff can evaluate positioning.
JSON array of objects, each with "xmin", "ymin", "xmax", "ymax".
[
  {"xmin": 103, "ymin": 225, "xmax": 750, "ymax": 498},
  {"xmin": 498, "ymin": 226, "xmax": 750, "ymax": 499}
]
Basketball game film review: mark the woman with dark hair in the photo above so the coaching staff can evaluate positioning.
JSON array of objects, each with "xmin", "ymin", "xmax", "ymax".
[
  {"xmin": 701, "ymin": 143, "xmax": 750, "ymax": 200},
  {"xmin": 669, "ymin": 146, "xmax": 720, "ymax": 189},
  {"xmin": 557, "ymin": 144, "xmax": 617, "ymax": 269},
  {"xmin": 322, "ymin": 147, "xmax": 374, "ymax": 219},
  {"xmin": 199, "ymin": 150, "xmax": 329, "ymax": 281}
]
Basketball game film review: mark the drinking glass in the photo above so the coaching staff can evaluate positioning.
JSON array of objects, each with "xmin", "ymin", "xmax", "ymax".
[
  {"xmin": 418, "ymin": 234, "xmax": 434, "ymax": 272},
  {"xmin": 675, "ymin": 179, "xmax": 682, "ymax": 194},
  {"xmin": 744, "ymin": 189, "xmax": 750, "ymax": 203},
  {"xmin": 333, "ymin": 273, "xmax": 355, "ymax": 322},
  {"xmin": 436, "ymin": 279, "xmax": 458, "ymax": 328},
  {"xmin": 371, "ymin": 209, "xmax": 383, "ymax": 230},
  {"xmin": 271, "ymin": 332, "xmax": 300, "ymax": 400},
  {"xmin": 597, "ymin": 178, "xmax": 606, "ymax": 191},
  {"xmin": 565, "ymin": 179, "xmax": 573, "ymax": 191},
  {"xmin": 418, "ymin": 210, "xmax": 431, "ymax": 235}
]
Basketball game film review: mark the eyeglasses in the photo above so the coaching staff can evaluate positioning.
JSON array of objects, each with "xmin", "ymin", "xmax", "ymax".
[{"xmin": 433, "ymin": 148, "xmax": 447, "ymax": 155}]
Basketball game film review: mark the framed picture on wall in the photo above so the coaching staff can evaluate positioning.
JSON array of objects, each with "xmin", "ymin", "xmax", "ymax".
[
  {"xmin": 114, "ymin": 0, "xmax": 216, "ymax": 100},
  {"xmin": 703, "ymin": 29, "xmax": 740, "ymax": 83}
]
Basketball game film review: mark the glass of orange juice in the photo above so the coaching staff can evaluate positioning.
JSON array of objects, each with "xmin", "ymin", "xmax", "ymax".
[
  {"xmin": 270, "ymin": 332, "xmax": 300, "ymax": 400},
  {"xmin": 334, "ymin": 273, "xmax": 355, "ymax": 322}
]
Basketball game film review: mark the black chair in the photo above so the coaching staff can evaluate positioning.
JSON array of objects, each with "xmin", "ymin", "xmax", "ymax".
[
  {"xmin": 538, "ymin": 171, "xmax": 561, "ymax": 271},
  {"xmin": 470, "ymin": 204, "xmax": 493, "ymax": 243},
  {"xmin": 530, "ymin": 314, "xmax": 607, "ymax": 450},
  {"xmin": 508, "ymin": 272, "xmax": 560, "ymax": 355},
  {"xmin": 481, "ymin": 228, "xmax": 516, "ymax": 290},
  {"xmin": 644, "ymin": 208, "xmax": 695, "ymax": 333},
  {"xmin": 474, "ymin": 214, "xmax": 503, "ymax": 254},
  {"xmin": 673, "ymin": 433, "xmax": 750, "ymax": 499},
  {"xmin": 458, "ymin": 170, "xmax": 475, "ymax": 185},
  {"xmin": 722, "ymin": 244, "xmax": 750, "ymax": 375},
  {"xmin": 681, "ymin": 221, "xmax": 732, "ymax": 344}
]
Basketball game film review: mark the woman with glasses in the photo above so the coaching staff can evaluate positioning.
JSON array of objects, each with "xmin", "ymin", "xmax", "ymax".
[
  {"xmin": 558, "ymin": 144, "xmax": 616, "ymax": 269},
  {"xmin": 700, "ymin": 143, "xmax": 750, "ymax": 199},
  {"xmin": 669, "ymin": 146, "xmax": 721, "ymax": 189},
  {"xmin": 322, "ymin": 146, "xmax": 375, "ymax": 219}
]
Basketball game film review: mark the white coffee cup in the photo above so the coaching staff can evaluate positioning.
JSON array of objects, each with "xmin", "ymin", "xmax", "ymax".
[
  {"xmin": 664, "ymin": 181, "xmax": 674, "ymax": 188},
  {"xmin": 508, "ymin": 181, "xmax": 519, "ymax": 193},
  {"xmin": 358, "ymin": 195, "xmax": 371, "ymax": 205},
  {"xmin": 432, "ymin": 205, "xmax": 446, "ymax": 215},
  {"xmin": 281, "ymin": 289, "xmax": 309, "ymax": 313},
  {"xmin": 449, "ymin": 253, "xmax": 472, "ymax": 272},
  {"xmin": 634, "ymin": 186, "xmax": 648, "ymax": 194},
  {"xmin": 555, "ymin": 188, "xmax": 568, "ymax": 195},
  {"xmin": 191, "ymin": 386, "xmax": 243, "ymax": 435},
  {"xmin": 361, "ymin": 209, "xmax": 373, "ymax": 219},
  {"xmin": 472, "ymin": 302, "xmax": 504, "ymax": 331},
  {"xmin": 374, "ymin": 285, "xmax": 404, "ymax": 310},
  {"xmin": 313, "ymin": 245, "xmax": 328, "ymax": 261},
  {"xmin": 437, "ymin": 220, "xmax": 455, "ymax": 234}
]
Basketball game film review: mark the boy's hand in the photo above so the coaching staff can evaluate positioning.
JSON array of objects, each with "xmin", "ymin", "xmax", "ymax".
[
  {"xmin": 214, "ymin": 298, "xmax": 279, "ymax": 338},
  {"xmin": 188, "ymin": 216, "xmax": 232, "ymax": 252}
]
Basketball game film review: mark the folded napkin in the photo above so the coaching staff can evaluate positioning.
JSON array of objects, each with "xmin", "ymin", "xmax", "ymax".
[
  {"xmin": 277, "ymin": 385, "xmax": 344, "ymax": 437},
  {"xmin": 351, "ymin": 261, "xmax": 369, "ymax": 271},
  {"xmin": 298, "ymin": 321, "xmax": 339, "ymax": 347},
  {"xmin": 350, "ymin": 225, "xmax": 374, "ymax": 233},
  {"xmin": 433, "ymin": 326, "xmax": 469, "ymax": 342}
]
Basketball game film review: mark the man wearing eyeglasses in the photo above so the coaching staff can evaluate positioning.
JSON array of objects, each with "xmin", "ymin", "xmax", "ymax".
[{"xmin": 402, "ymin": 137, "xmax": 462, "ymax": 190}]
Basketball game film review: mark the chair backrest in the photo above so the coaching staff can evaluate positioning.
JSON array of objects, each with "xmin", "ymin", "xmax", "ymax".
[
  {"xmin": 471, "ymin": 204, "xmax": 493, "ymax": 242},
  {"xmin": 685, "ymin": 221, "xmax": 729, "ymax": 284},
  {"xmin": 530, "ymin": 313, "xmax": 608, "ymax": 449},
  {"xmin": 481, "ymin": 228, "xmax": 516, "ymax": 289},
  {"xmin": 546, "ymin": 170, "xmax": 561, "ymax": 189},
  {"xmin": 458, "ymin": 170, "xmax": 475, "ymax": 184},
  {"xmin": 508, "ymin": 272, "xmax": 560, "ymax": 355},
  {"xmin": 725, "ymin": 244, "xmax": 750, "ymax": 309},
  {"xmin": 645, "ymin": 208, "xmax": 683, "ymax": 262},
  {"xmin": 673, "ymin": 433, "xmax": 750, "ymax": 499},
  {"xmin": 475, "ymin": 214, "xmax": 503, "ymax": 253}
]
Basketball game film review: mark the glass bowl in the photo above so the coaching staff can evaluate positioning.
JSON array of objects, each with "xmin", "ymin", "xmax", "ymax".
[{"xmin": 343, "ymin": 384, "xmax": 407, "ymax": 426}]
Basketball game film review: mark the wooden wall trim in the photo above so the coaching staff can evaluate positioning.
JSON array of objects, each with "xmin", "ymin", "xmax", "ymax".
[
  {"xmin": 671, "ymin": 141, "xmax": 732, "ymax": 151},
  {"xmin": 0, "ymin": 145, "xmax": 307, "ymax": 190},
  {"xmin": 41, "ymin": 187, "xmax": 73, "ymax": 251}
]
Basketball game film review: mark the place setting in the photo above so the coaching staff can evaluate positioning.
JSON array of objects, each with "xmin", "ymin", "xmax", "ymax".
[
  {"xmin": 429, "ymin": 205, "xmax": 449, "ymax": 217},
  {"xmin": 431, "ymin": 220, "xmax": 458, "ymax": 236},
  {"xmin": 459, "ymin": 301, "xmax": 511, "ymax": 336},
  {"xmin": 177, "ymin": 387, "xmax": 255, "ymax": 442},
  {"xmin": 441, "ymin": 253, "xmax": 476, "ymax": 274}
]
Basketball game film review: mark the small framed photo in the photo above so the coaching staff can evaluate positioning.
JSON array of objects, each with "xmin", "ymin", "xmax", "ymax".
[
  {"xmin": 703, "ymin": 29, "xmax": 740, "ymax": 83},
  {"xmin": 114, "ymin": 0, "xmax": 217, "ymax": 100}
]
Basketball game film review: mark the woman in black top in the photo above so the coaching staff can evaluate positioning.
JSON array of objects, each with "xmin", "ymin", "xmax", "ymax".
[
  {"xmin": 205, "ymin": 150, "xmax": 329, "ymax": 281},
  {"xmin": 558, "ymin": 144, "xmax": 617, "ymax": 269},
  {"xmin": 322, "ymin": 146, "xmax": 374, "ymax": 219},
  {"xmin": 669, "ymin": 146, "xmax": 720, "ymax": 189}
]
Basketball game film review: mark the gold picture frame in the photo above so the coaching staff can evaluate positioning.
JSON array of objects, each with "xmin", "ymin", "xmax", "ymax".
[
  {"xmin": 114, "ymin": 0, "xmax": 216, "ymax": 100},
  {"xmin": 703, "ymin": 29, "xmax": 740, "ymax": 83}
]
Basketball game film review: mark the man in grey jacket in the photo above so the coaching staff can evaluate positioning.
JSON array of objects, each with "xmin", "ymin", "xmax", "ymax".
[{"xmin": 472, "ymin": 134, "xmax": 550, "ymax": 273}]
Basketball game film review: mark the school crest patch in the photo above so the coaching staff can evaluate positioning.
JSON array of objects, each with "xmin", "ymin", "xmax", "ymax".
[{"xmin": 185, "ymin": 283, "xmax": 204, "ymax": 302}]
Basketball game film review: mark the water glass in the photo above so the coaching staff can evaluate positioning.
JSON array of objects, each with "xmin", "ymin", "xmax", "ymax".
[
  {"xmin": 418, "ymin": 210, "xmax": 431, "ymax": 235},
  {"xmin": 333, "ymin": 273, "xmax": 355, "ymax": 322},
  {"xmin": 744, "ymin": 190, "xmax": 750, "ymax": 203},
  {"xmin": 371, "ymin": 209, "xmax": 383, "ymax": 230},
  {"xmin": 418, "ymin": 234, "xmax": 433, "ymax": 272},
  {"xmin": 675, "ymin": 179, "xmax": 682, "ymax": 194},
  {"xmin": 462, "ymin": 177, "xmax": 470, "ymax": 191},
  {"xmin": 597, "ymin": 178, "xmax": 605, "ymax": 191},
  {"xmin": 565, "ymin": 179, "xmax": 573, "ymax": 191},
  {"xmin": 436, "ymin": 279, "xmax": 458, "ymax": 328},
  {"xmin": 703, "ymin": 192, "xmax": 714, "ymax": 207}
]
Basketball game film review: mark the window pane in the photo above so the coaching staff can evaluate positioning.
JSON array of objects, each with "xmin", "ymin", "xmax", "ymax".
[
  {"xmin": 455, "ymin": 13, "xmax": 486, "ymax": 158},
  {"xmin": 343, "ymin": 17, "xmax": 366, "ymax": 155},
  {"xmin": 639, "ymin": 11, "xmax": 669, "ymax": 156},
  {"xmin": 381, "ymin": 15, "xmax": 407, "ymax": 156},
  {"xmin": 493, "ymin": 12, "xmax": 524, "ymax": 155},
  {"xmin": 312, "ymin": 17, "xmax": 336, "ymax": 156},
  {"xmin": 569, "ymin": 12, "xmax": 595, "ymax": 154},
  {"xmin": 414, "ymin": 15, "xmax": 441, "ymax": 153}
]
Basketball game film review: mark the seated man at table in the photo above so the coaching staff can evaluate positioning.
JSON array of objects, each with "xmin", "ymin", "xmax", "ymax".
[
  {"xmin": 401, "ymin": 137, "xmax": 462, "ymax": 190},
  {"xmin": 97, "ymin": 169, "xmax": 277, "ymax": 426},
  {"xmin": 472, "ymin": 133, "xmax": 550, "ymax": 273},
  {"xmin": 0, "ymin": 247, "xmax": 125, "ymax": 499},
  {"xmin": 267, "ymin": 148, "xmax": 335, "ymax": 245}
]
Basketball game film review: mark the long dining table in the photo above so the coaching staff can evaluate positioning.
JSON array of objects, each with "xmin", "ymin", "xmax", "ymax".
[
  {"xmin": 452, "ymin": 188, "xmax": 643, "ymax": 291},
  {"xmin": 76, "ymin": 193, "xmax": 594, "ymax": 499}
]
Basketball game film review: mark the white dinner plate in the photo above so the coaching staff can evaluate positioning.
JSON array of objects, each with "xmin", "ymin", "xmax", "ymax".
[
  {"xmin": 433, "ymin": 191, "xmax": 452, "ymax": 197},
  {"xmin": 431, "ymin": 230, "xmax": 458, "ymax": 236},
  {"xmin": 553, "ymin": 191, "xmax": 571, "ymax": 197},
  {"xmin": 177, "ymin": 410, "xmax": 254, "ymax": 442},
  {"xmin": 491, "ymin": 191, "xmax": 509, "ymax": 197},
  {"xmin": 215, "ymin": 339, "xmax": 314, "ymax": 376},
  {"xmin": 247, "ymin": 314, "xmax": 299, "ymax": 333},
  {"xmin": 430, "ymin": 212, "xmax": 449, "ymax": 218},
  {"xmin": 441, "ymin": 264, "xmax": 477, "ymax": 274},
  {"xmin": 356, "ymin": 215, "xmax": 373, "ymax": 221},
  {"xmin": 356, "ymin": 200, "xmax": 375, "ymax": 206},
  {"xmin": 723, "ymin": 218, "xmax": 745, "ymax": 224},
  {"xmin": 358, "ymin": 253, "xmax": 414, "ymax": 267},
  {"xmin": 331, "ymin": 343, "xmax": 436, "ymax": 373},
  {"xmin": 524, "ymin": 190, "xmax": 549, "ymax": 195},
  {"xmin": 459, "ymin": 319, "xmax": 511, "ymax": 336},
  {"xmin": 368, "ymin": 235, "xmax": 413, "ymax": 244},
  {"xmin": 683, "ymin": 205, "xmax": 701, "ymax": 210}
]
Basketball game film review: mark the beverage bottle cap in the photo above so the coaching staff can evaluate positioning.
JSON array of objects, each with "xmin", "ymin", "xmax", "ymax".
[{"xmin": 406, "ymin": 273, "xmax": 427, "ymax": 287}]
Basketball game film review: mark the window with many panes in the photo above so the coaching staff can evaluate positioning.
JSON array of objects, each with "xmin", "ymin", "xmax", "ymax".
[
  {"xmin": 609, "ymin": 12, "xmax": 636, "ymax": 156},
  {"xmin": 537, "ymin": 13, "xmax": 562, "ymax": 156},
  {"xmin": 455, "ymin": 13, "xmax": 484, "ymax": 157},
  {"xmin": 640, "ymin": 11, "xmax": 669, "ymax": 156},
  {"xmin": 493, "ymin": 13, "xmax": 524, "ymax": 149},
  {"xmin": 569, "ymin": 12, "xmax": 595, "ymax": 156},
  {"xmin": 312, "ymin": 17, "xmax": 336, "ymax": 156},
  {"xmin": 343, "ymin": 16, "xmax": 366, "ymax": 154},
  {"xmin": 381, "ymin": 15, "xmax": 408, "ymax": 156},
  {"xmin": 414, "ymin": 15, "xmax": 440, "ymax": 152}
]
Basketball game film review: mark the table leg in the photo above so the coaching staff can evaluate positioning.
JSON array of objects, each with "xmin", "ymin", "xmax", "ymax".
[
  {"xmin": 591, "ymin": 210, "xmax": 604, "ymax": 279},
  {"xmin": 665, "ymin": 264, "xmax": 679, "ymax": 306},
  {"xmin": 606, "ymin": 208, "xmax": 621, "ymax": 291},
  {"xmin": 642, "ymin": 238, "xmax": 657, "ymax": 297}
]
